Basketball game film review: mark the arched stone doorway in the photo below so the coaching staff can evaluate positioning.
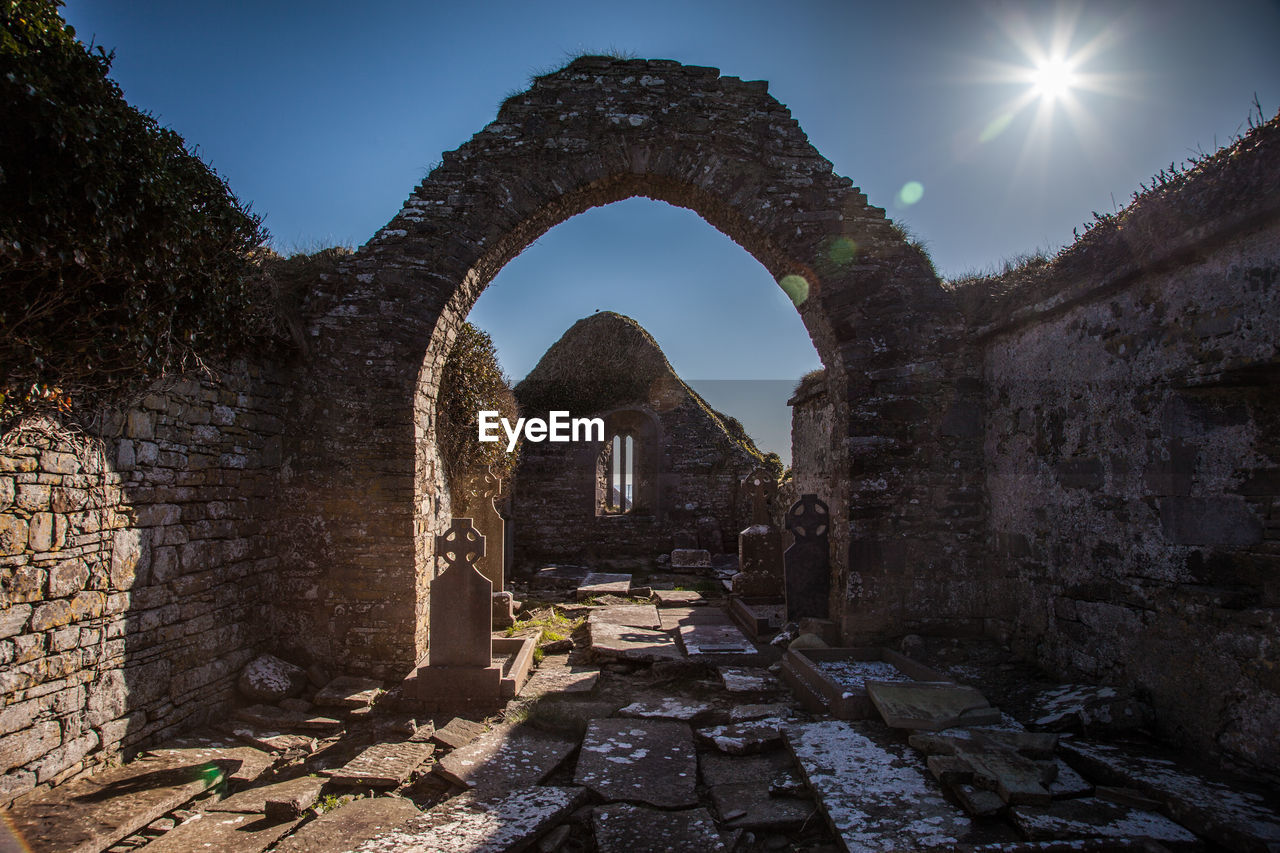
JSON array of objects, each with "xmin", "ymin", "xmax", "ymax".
[{"xmin": 280, "ymin": 57, "xmax": 978, "ymax": 677}]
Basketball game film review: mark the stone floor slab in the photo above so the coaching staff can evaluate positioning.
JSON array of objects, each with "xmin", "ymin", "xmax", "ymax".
[
  {"xmin": 593, "ymin": 803, "xmax": 726, "ymax": 853},
  {"xmin": 697, "ymin": 717, "xmax": 790, "ymax": 755},
  {"xmin": 431, "ymin": 717, "xmax": 487, "ymax": 750},
  {"xmin": 222, "ymin": 721, "xmax": 316, "ymax": 754},
  {"xmin": 1011, "ymin": 798, "xmax": 1198, "ymax": 847},
  {"xmin": 313, "ymin": 676, "xmax": 383, "ymax": 710},
  {"xmin": 786, "ymin": 720, "xmax": 972, "ymax": 852},
  {"xmin": 325, "ymin": 740, "xmax": 435, "ymax": 787},
  {"xmin": 574, "ymin": 719, "xmax": 698, "ymax": 808},
  {"xmin": 653, "ymin": 589, "xmax": 707, "ymax": 607},
  {"xmin": 518, "ymin": 655, "xmax": 600, "ymax": 698},
  {"xmin": 273, "ymin": 796, "xmax": 420, "ymax": 853},
  {"xmin": 719, "ymin": 667, "xmax": 781, "ymax": 694},
  {"xmin": 679, "ymin": 622, "xmax": 758, "ymax": 656},
  {"xmin": 3, "ymin": 753, "xmax": 228, "ymax": 853},
  {"xmin": 435, "ymin": 723, "xmax": 577, "ymax": 796},
  {"xmin": 659, "ymin": 605, "xmax": 730, "ymax": 631},
  {"xmin": 1060, "ymin": 739, "xmax": 1280, "ymax": 852},
  {"xmin": 710, "ymin": 781, "xmax": 817, "ymax": 830},
  {"xmin": 138, "ymin": 810, "xmax": 302, "ymax": 853},
  {"xmin": 700, "ymin": 751, "xmax": 797, "ymax": 788},
  {"xmin": 577, "ymin": 573, "xmax": 632, "ymax": 600},
  {"xmin": 588, "ymin": 622, "xmax": 684, "ymax": 663},
  {"xmin": 209, "ymin": 775, "xmax": 326, "ymax": 815},
  {"xmin": 617, "ymin": 697, "xmax": 715, "ymax": 721},
  {"xmin": 866, "ymin": 680, "xmax": 1002, "ymax": 731},
  {"xmin": 144, "ymin": 736, "xmax": 275, "ymax": 785},
  {"xmin": 352, "ymin": 786, "xmax": 586, "ymax": 853},
  {"xmin": 587, "ymin": 604, "xmax": 661, "ymax": 629}
]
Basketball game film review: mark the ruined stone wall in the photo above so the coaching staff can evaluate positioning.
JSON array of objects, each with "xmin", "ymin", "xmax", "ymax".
[
  {"xmin": 788, "ymin": 372, "xmax": 836, "ymax": 504},
  {"xmin": 512, "ymin": 398, "xmax": 757, "ymax": 569},
  {"xmin": 0, "ymin": 362, "xmax": 285, "ymax": 804},
  {"xmin": 981, "ymin": 221, "xmax": 1280, "ymax": 773}
]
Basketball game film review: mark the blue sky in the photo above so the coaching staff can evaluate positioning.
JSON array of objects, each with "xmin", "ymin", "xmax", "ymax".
[{"xmin": 61, "ymin": 0, "xmax": 1280, "ymax": 462}]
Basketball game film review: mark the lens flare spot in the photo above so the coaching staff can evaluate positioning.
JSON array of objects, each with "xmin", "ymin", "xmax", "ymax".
[
  {"xmin": 778, "ymin": 274, "xmax": 809, "ymax": 307},
  {"xmin": 979, "ymin": 112, "xmax": 1015, "ymax": 143},
  {"xmin": 826, "ymin": 236, "xmax": 859, "ymax": 265},
  {"xmin": 897, "ymin": 181, "xmax": 924, "ymax": 206}
]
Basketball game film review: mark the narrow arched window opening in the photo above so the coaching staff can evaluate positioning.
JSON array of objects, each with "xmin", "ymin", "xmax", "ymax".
[{"xmin": 607, "ymin": 432, "xmax": 635, "ymax": 513}]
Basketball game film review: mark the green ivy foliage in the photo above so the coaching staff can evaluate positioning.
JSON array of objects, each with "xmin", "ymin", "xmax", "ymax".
[
  {"xmin": 437, "ymin": 322, "xmax": 520, "ymax": 511},
  {"xmin": 0, "ymin": 1, "xmax": 272, "ymax": 421}
]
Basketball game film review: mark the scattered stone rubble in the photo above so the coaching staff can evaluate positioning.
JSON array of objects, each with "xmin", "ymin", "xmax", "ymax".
[{"xmin": 3, "ymin": 562, "xmax": 1278, "ymax": 853}]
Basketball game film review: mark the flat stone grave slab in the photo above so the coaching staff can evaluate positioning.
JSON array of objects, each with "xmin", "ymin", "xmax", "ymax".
[
  {"xmin": 518, "ymin": 654, "xmax": 599, "ymax": 698},
  {"xmin": 659, "ymin": 605, "xmax": 730, "ymax": 631},
  {"xmin": 696, "ymin": 717, "xmax": 790, "ymax": 755},
  {"xmin": 435, "ymin": 723, "xmax": 577, "ymax": 796},
  {"xmin": 209, "ymin": 774, "xmax": 326, "ymax": 815},
  {"xmin": 314, "ymin": 676, "xmax": 383, "ymax": 710},
  {"xmin": 1011, "ymin": 798, "xmax": 1198, "ymax": 847},
  {"xmin": 325, "ymin": 740, "xmax": 435, "ymax": 787},
  {"xmin": 431, "ymin": 717, "xmax": 487, "ymax": 750},
  {"xmin": 222, "ymin": 721, "xmax": 316, "ymax": 753},
  {"xmin": 617, "ymin": 697, "xmax": 716, "ymax": 721},
  {"xmin": 139, "ymin": 810, "xmax": 302, "ymax": 853},
  {"xmin": 710, "ymin": 780, "xmax": 816, "ymax": 830},
  {"xmin": 2, "ymin": 752, "xmax": 228, "ymax": 853},
  {"xmin": 575, "ymin": 719, "xmax": 698, "ymax": 808},
  {"xmin": 352, "ymin": 786, "xmax": 586, "ymax": 853},
  {"xmin": 234, "ymin": 704, "xmax": 343, "ymax": 735},
  {"xmin": 576, "ymin": 572, "xmax": 632, "ymax": 600},
  {"xmin": 719, "ymin": 666, "xmax": 781, "ymax": 694},
  {"xmin": 1060, "ymin": 739, "xmax": 1280, "ymax": 851},
  {"xmin": 144, "ymin": 735, "xmax": 275, "ymax": 785},
  {"xmin": 533, "ymin": 564, "xmax": 593, "ymax": 588},
  {"xmin": 588, "ymin": 621, "xmax": 684, "ymax": 663},
  {"xmin": 730, "ymin": 702, "xmax": 793, "ymax": 722},
  {"xmin": 786, "ymin": 719, "xmax": 973, "ymax": 851},
  {"xmin": 593, "ymin": 804, "xmax": 726, "ymax": 853},
  {"xmin": 654, "ymin": 589, "xmax": 706, "ymax": 607},
  {"xmin": 866, "ymin": 680, "xmax": 1002, "ymax": 730},
  {"xmin": 587, "ymin": 604, "xmax": 661, "ymax": 628},
  {"xmin": 700, "ymin": 750, "xmax": 797, "ymax": 788},
  {"xmin": 273, "ymin": 796, "xmax": 420, "ymax": 853},
  {"xmin": 679, "ymin": 622, "xmax": 758, "ymax": 656},
  {"xmin": 1049, "ymin": 759, "xmax": 1093, "ymax": 798}
]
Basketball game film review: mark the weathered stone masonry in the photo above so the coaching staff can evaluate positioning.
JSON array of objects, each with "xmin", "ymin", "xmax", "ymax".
[{"xmin": 0, "ymin": 363, "xmax": 285, "ymax": 803}]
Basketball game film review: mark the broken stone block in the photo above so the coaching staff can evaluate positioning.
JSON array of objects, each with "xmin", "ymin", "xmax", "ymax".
[
  {"xmin": 435, "ymin": 723, "xmax": 577, "ymax": 796},
  {"xmin": 719, "ymin": 666, "xmax": 780, "ymax": 694},
  {"xmin": 313, "ymin": 675, "xmax": 383, "ymax": 710},
  {"xmin": 209, "ymin": 774, "xmax": 326, "ymax": 816},
  {"xmin": 1010, "ymin": 798, "xmax": 1198, "ymax": 847},
  {"xmin": 352, "ymin": 786, "xmax": 586, "ymax": 853},
  {"xmin": 954, "ymin": 744, "xmax": 1053, "ymax": 805},
  {"xmin": 233, "ymin": 704, "xmax": 343, "ymax": 735},
  {"xmin": 1048, "ymin": 758, "xmax": 1093, "ymax": 799},
  {"xmin": 866, "ymin": 680, "xmax": 1002, "ymax": 731},
  {"xmin": 593, "ymin": 803, "xmax": 726, "ymax": 853},
  {"xmin": 954, "ymin": 783, "xmax": 1006, "ymax": 817},
  {"xmin": 325, "ymin": 740, "xmax": 434, "ymax": 788},
  {"xmin": 273, "ymin": 796, "xmax": 420, "ymax": 853},
  {"xmin": 679, "ymin": 621, "xmax": 758, "ymax": 656},
  {"xmin": 654, "ymin": 589, "xmax": 706, "ymax": 607},
  {"xmin": 785, "ymin": 720, "xmax": 972, "ymax": 851},
  {"xmin": 696, "ymin": 717, "xmax": 788, "ymax": 755},
  {"xmin": 431, "ymin": 717, "xmax": 487, "ymax": 750},
  {"xmin": 1031, "ymin": 684, "xmax": 1152, "ymax": 734},
  {"xmin": 729, "ymin": 702, "xmax": 793, "ymax": 723},
  {"xmin": 710, "ymin": 780, "xmax": 816, "ymax": 830},
  {"xmin": 670, "ymin": 548, "xmax": 711, "ymax": 569},
  {"xmin": 238, "ymin": 653, "xmax": 307, "ymax": 703},
  {"xmin": 574, "ymin": 719, "xmax": 698, "ymax": 808},
  {"xmin": 221, "ymin": 722, "xmax": 315, "ymax": 754},
  {"xmin": 617, "ymin": 697, "xmax": 715, "ymax": 721}
]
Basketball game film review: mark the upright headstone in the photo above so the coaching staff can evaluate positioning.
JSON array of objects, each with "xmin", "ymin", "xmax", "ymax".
[
  {"xmin": 466, "ymin": 466, "xmax": 506, "ymax": 592},
  {"xmin": 429, "ymin": 518, "xmax": 491, "ymax": 668},
  {"xmin": 733, "ymin": 468, "xmax": 785, "ymax": 599},
  {"xmin": 784, "ymin": 494, "xmax": 831, "ymax": 621}
]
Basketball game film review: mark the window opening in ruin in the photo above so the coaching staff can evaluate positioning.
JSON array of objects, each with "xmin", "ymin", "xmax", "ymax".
[{"xmin": 607, "ymin": 432, "xmax": 635, "ymax": 513}]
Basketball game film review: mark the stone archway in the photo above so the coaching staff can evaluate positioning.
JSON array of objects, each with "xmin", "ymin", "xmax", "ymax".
[{"xmin": 280, "ymin": 57, "xmax": 978, "ymax": 677}]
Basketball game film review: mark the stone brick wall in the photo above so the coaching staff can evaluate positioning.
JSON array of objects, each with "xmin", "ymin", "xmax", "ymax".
[
  {"xmin": 788, "ymin": 371, "xmax": 836, "ymax": 507},
  {"xmin": 0, "ymin": 362, "xmax": 285, "ymax": 804},
  {"xmin": 973, "ymin": 120, "xmax": 1280, "ymax": 776}
]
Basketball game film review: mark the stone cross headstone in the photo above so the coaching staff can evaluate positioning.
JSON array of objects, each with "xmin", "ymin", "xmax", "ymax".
[
  {"xmin": 784, "ymin": 494, "xmax": 831, "ymax": 621},
  {"xmin": 734, "ymin": 468, "xmax": 785, "ymax": 600},
  {"xmin": 429, "ymin": 518, "xmax": 492, "ymax": 668},
  {"xmin": 466, "ymin": 466, "xmax": 506, "ymax": 592}
]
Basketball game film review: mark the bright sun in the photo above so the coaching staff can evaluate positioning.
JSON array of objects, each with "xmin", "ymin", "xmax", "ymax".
[{"xmin": 1031, "ymin": 57, "xmax": 1077, "ymax": 100}]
